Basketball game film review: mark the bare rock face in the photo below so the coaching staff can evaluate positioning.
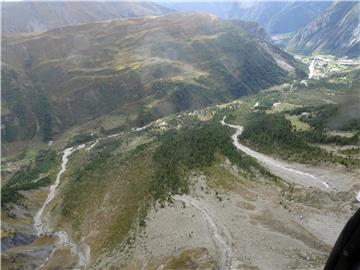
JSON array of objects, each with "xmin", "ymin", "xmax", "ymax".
[
  {"xmin": 168, "ymin": 1, "xmax": 331, "ymax": 35},
  {"xmin": 287, "ymin": 2, "xmax": 360, "ymax": 57}
]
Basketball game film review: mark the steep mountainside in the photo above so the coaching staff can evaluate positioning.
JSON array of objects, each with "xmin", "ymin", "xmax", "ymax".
[
  {"xmin": 1, "ymin": 1, "xmax": 171, "ymax": 32},
  {"xmin": 166, "ymin": 1, "xmax": 331, "ymax": 34},
  {"xmin": 287, "ymin": 1, "xmax": 360, "ymax": 57},
  {"xmin": 228, "ymin": 1, "xmax": 331, "ymax": 35},
  {"xmin": 1, "ymin": 12, "xmax": 304, "ymax": 156}
]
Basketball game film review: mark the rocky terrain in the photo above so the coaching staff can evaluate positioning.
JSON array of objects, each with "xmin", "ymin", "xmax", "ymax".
[
  {"xmin": 166, "ymin": 1, "xmax": 331, "ymax": 35},
  {"xmin": 287, "ymin": 1, "xmax": 360, "ymax": 57},
  {"xmin": 166, "ymin": 1, "xmax": 360, "ymax": 58}
]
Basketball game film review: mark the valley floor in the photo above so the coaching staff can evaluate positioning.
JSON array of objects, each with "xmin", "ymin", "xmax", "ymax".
[{"xmin": 2, "ymin": 77, "xmax": 359, "ymax": 270}]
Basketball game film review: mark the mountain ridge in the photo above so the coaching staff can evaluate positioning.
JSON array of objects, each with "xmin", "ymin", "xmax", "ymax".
[
  {"xmin": 287, "ymin": 1, "xmax": 360, "ymax": 57},
  {"xmin": 1, "ymin": 1, "xmax": 172, "ymax": 33},
  {"xmin": 165, "ymin": 1, "xmax": 331, "ymax": 34},
  {"xmin": 1, "ymin": 12, "xmax": 305, "ymax": 156}
]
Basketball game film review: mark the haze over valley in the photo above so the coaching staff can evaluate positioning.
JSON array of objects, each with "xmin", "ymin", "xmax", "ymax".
[{"xmin": 1, "ymin": 1, "xmax": 359, "ymax": 270}]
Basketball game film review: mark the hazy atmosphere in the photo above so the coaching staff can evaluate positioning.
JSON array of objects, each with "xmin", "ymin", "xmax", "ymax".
[{"xmin": 1, "ymin": 1, "xmax": 359, "ymax": 269}]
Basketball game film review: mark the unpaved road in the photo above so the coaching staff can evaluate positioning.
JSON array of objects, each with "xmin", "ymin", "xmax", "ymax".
[{"xmin": 220, "ymin": 116, "xmax": 355, "ymax": 192}]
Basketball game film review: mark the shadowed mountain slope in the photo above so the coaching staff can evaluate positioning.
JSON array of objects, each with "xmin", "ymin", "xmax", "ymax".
[{"xmin": 1, "ymin": 12, "xmax": 304, "ymax": 155}]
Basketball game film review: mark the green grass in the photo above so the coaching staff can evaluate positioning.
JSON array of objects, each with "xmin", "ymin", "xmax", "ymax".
[
  {"xmin": 268, "ymin": 102, "xmax": 300, "ymax": 113},
  {"xmin": 285, "ymin": 115, "xmax": 311, "ymax": 131}
]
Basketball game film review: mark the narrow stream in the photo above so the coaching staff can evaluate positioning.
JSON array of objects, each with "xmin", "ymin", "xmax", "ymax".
[
  {"xmin": 220, "ymin": 116, "xmax": 331, "ymax": 190},
  {"xmin": 34, "ymin": 144, "xmax": 89, "ymax": 269}
]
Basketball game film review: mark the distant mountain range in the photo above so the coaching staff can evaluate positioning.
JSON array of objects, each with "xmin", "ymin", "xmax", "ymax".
[
  {"xmin": 162, "ymin": 1, "xmax": 360, "ymax": 57},
  {"xmin": 2, "ymin": 1, "xmax": 359, "ymax": 153},
  {"xmin": 1, "ymin": 1, "xmax": 171, "ymax": 32},
  {"xmin": 2, "ymin": 1, "xmax": 359, "ymax": 57},
  {"xmin": 1, "ymin": 13, "xmax": 304, "ymax": 152},
  {"xmin": 0, "ymin": 1, "xmax": 334, "ymax": 36},
  {"xmin": 165, "ymin": 1, "xmax": 331, "ymax": 35},
  {"xmin": 287, "ymin": 1, "xmax": 360, "ymax": 57}
]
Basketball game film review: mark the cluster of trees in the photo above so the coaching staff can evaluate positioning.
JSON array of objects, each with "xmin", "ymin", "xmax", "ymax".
[
  {"xmin": 240, "ymin": 111, "xmax": 359, "ymax": 166},
  {"xmin": 297, "ymin": 104, "xmax": 337, "ymax": 130},
  {"xmin": 1, "ymin": 150, "xmax": 58, "ymax": 205},
  {"xmin": 286, "ymin": 104, "xmax": 359, "ymax": 145},
  {"xmin": 301, "ymin": 130, "xmax": 359, "ymax": 145},
  {"xmin": 151, "ymin": 121, "xmax": 267, "ymax": 201},
  {"xmin": 288, "ymin": 104, "xmax": 360, "ymax": 132},
  {"xmin": 241, "ymin": 112, "xmax": 313, "ymax": 153}
]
